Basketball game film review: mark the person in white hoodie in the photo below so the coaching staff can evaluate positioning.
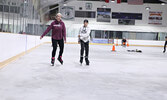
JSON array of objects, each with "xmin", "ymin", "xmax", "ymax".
[{"xmin": 78, "ymin": 19, "xmax": 91, "ymax": 65}]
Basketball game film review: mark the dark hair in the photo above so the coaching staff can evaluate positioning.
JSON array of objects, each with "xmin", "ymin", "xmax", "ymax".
[
  {"xmin": 165, "ymin": 36, "xmax": 167, "ymax": 38},
  {"xmin": 84, "ymin": 19, "xmax": 88, "ymax": 23}
]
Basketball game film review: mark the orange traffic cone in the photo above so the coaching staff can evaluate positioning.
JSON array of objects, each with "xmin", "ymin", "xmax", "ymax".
[
  {"xmin": 112, "ymin": 44, "xmax": 116, "ymax": 51},
  {"xmin": 127, "ymin": 40, "xmax": 129, "ymax": 47},
  {"xmin": 116, "ymin": 39, "xmax": 118, "ymax": 46}
]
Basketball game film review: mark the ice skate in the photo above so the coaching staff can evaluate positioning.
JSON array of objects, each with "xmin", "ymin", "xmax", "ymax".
[
  {"xmin": 51, "ymin": 57, "xmax": 55, "ymax": 66},
  {"xmin": 58, "ymin": 56, "xmax": 63, "ymax": 65},
  {"xmin": 80, "ymin": 57, "xmax": 83, "ymax": 64},
  {"xmin": 85, "ymin": 58, "xmax": 90, "ymax": 66}
]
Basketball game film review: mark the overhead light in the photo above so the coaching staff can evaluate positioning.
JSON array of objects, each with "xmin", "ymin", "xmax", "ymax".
[
  {"xmin": 63, "ymin": 3, "xmax": 67, "ymax": 6},
  {"xmin": 102, "ymin": 5, "xmax": 107, "ymax": 8},
  {"xmin": 145, "ymin": 7, "xmax": 151, "ymax": 10},
  {"xmin": 24, "ymin": 0, "xmax": 27, "ymax": 4},
  {"xmin": 161, "ymin": 3, "xmax": 165, "ymax": 5},
  {"xmin": 111, "ymin": 0, "xmax": 115, "ymax": 3}
]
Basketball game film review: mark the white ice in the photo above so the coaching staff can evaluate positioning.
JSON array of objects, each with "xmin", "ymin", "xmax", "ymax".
[{"xmin": 0, "ymin": 43, "xmax": 167, "ymax": 100}]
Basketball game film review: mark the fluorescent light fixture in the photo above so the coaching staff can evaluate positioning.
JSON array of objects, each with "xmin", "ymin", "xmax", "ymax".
[
  {"xmin": 161, "ymin": 3, "xmax": 165, "ymax": 5},
  {"xmin": 102, "ymin": 5, "xmax": 107, "ymax": 8},
  {"xmin": 111, "ymin": 0, "xmax": 115, "ymax": 3},
  {"xmin": 24, "ymin": 0, "xmax": 27, "ymax": 3},
  {"xmin": 145, "ymin": 7, "xmax": 151, "ymax": 10},
  {"xmin": 63, "ymin": 4, "xmax": 67, "ymax": 6}
]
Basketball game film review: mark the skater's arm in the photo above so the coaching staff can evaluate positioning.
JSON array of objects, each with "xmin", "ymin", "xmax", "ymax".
[
  {"xmin": 41, "ymin": 24, "xmax": 53, "ymax": 39},
  {"xmin": 78, "ymin": 27, "xmax": 82, "ymax": 36},
  {"xmin": 62, "ymin": 23, "xmax": 66, "ymax": 42},
  {"xmin": 78, "ymin": 28, "xmax": 81, "ymax": 42}
]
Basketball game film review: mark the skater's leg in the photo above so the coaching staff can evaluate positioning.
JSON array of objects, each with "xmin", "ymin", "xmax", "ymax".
[
  {"xmin": 85, "ymin": 41, "xmax": 89, "ymax": 65},
  {"xmin": 52, "ymin": 38, "xmax": 58, "ymax": 57},
  {"xmin": 58, "ymin": 39, "xmax": 64, "ymax": 57},
  {"xmin": 164, "ymin": 45, "xmax": 166, "ymax": 53},
  {"xmin": 163, "ymin": 42, "xmax": 167, "ymax": 53},
  {"xmin": 51, "ymin": 38, "xmax": 58, "ymax": 66},
  {"xmin": 85, "ymin": 41, "xmax": 89, "ymax": 58},
  {"xmin": 80, "ymin": 40, "xmax": 85, "ymax": 57},
  {"xmin": 164, "ymin": 46, "xmax": 166, "ymax": 53},
  {"xmin": 57, "ymin": 39, "xmax": 64, "ymax": 64},
  {"xmin": 80, "ymin": 40, "xmax": 85, "ymax": 64}
]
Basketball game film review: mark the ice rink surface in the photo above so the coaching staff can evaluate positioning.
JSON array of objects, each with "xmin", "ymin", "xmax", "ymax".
[{"xmin": 0, "ymin": 43, "xmax": 167, "ymax": 100}]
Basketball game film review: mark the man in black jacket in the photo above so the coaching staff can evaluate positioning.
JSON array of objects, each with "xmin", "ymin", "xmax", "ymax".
[
  {"xmin": 122, "ymin": 37, "xmax": 127, "ymax": 47},
  {"xmin": 163, "ymin": 36, "xmax": 167, "ymax": 53}
]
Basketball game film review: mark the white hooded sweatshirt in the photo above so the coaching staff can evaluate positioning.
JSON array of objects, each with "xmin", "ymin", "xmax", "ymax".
[{"xmin": 79, "ymin": 26, "xmax": 91, "ymax": 42}]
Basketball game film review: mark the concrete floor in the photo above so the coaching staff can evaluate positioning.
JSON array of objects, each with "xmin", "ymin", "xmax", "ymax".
[{"xmin": 0, "ymin": 43, "xmax": 167, "ymax": 100}]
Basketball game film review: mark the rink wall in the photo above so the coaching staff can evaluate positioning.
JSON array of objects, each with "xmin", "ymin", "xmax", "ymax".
[
  {"xmin": 115, "ymin": 39, "xmax": 165, "ymax": 47},
  {"xmin": 0, "ymin": 33, "xmax": 51, "ymax": 65},
  {"xmin": 67, "ymin": 38, "xmax": 165, "ymax": 47}
]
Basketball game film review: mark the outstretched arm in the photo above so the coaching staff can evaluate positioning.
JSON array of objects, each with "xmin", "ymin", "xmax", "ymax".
[
  {"xmin": 78, "ymin": 28, "xmax": 82, "ymax": 43},
  {"xmin": 40, "ymin": 24, "xmax": 53, "ymax": 39}
]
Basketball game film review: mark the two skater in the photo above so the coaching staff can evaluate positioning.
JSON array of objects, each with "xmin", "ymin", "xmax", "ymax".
[
  {"xmin": 40, "ymin": 14, "xmax": 90, "ymax": 66},
  {"xmin": 78, "ymin": 19, "xmax": 91, "ymax": 65},
  {"xmin": 40, "ymin": 13, "xmax": 66, "ymax": 66},
  {"xmin": 163, "ymin": 36, "xmax": 167, "ymax": 53}
]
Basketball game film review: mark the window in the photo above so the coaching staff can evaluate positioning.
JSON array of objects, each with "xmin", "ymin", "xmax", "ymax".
[
  {"xmin": 97, "ymin": 8, "xmax": 111, "ymax": 22},
  {"xmin": 112, "ymin": 12, "xmax": 142, "ymax": 20},
  {"xmin": 75, "ymin": 11, "xmax": 96, "ymax": 18}
]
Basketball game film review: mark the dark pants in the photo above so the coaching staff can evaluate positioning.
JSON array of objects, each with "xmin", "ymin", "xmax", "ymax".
[
  {"xmin": 164, "ymin": 41, "xmax": 167, "ymax": 52},
  {"xmin": 80, "ymin": 40, "xmax": 89, "ymax": 58},
  {"xmin": 52, "ymin": 38, "xmax": 64, "ymax": 58}
]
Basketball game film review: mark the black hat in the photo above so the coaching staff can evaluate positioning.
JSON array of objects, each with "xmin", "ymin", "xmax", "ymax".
[
  {"xmin": 84, "ymin": 19, "xmax": 88, "ymax": 23},
  {"xmin": 165, "ymin": 36, "xmax": 167, "ymax": 38}
]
